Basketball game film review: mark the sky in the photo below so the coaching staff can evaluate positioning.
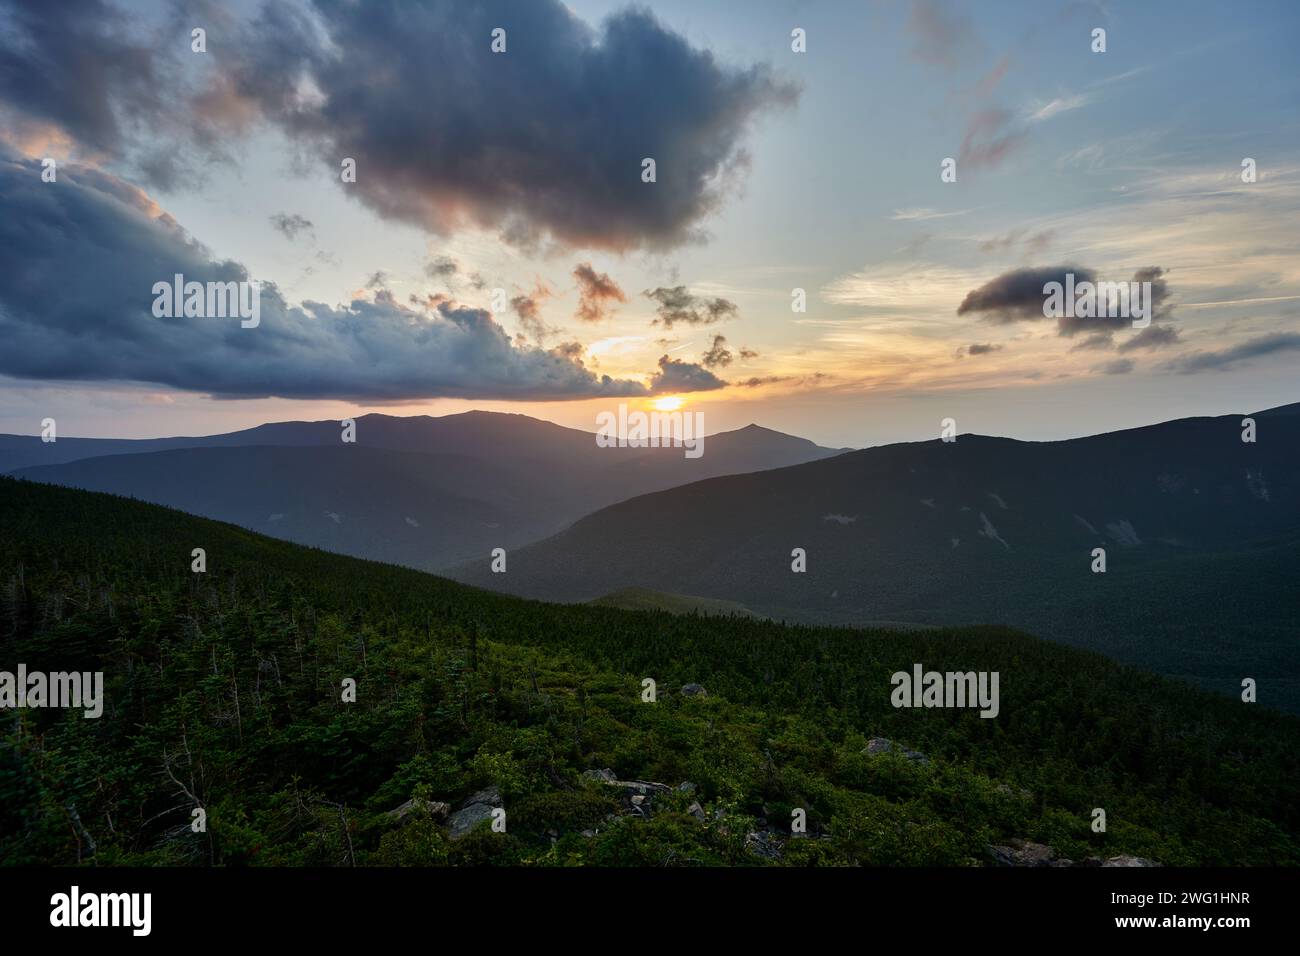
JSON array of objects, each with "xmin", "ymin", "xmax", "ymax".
[{"xmin": 1, "ymin": 0, "xmax": 1298, "ymax": 448}]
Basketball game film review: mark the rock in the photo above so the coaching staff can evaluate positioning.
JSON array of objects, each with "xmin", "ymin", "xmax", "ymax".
[
  {"xmin": 863, "ymin": 737, "xmax": 930, "ymax": 765},
  {"xmin": 687, "ymin": 801, "xmax": 705, "ymax": 821},
  {"xmin": 583, "ymin": 768, "xmax": 618, "ymax": 783},
  {"xmin": 677, "ymin": 781, "xmax": 697, "ymax": 794},
  {"xmin": 630, "ymin": 794, "xmax": 645, "ymax": 807},
  {"xmin": 458, "ymin": 785, "xmax": 502, "ymax": 810},
  {"xmin": 1102, "ymin": 855, "xmax": 1159, "ymax": 867},
  {"xmin": 681, "ymin": 683, "xmax": 708, "ymax": 697},
  {"xmin": 989, "ymin": 838, "xmax": 1057, "ymax": 867},
  {"xmin": 386, "ymin": 797, "xmax": 450, "ymax": 826},
  {"xmin": 448, "ymin": 802, "xmax": 496, "ymax": 840},
  {"xmin": 745, "ymin": 831, "xmax": 783, "ymax": 860}
]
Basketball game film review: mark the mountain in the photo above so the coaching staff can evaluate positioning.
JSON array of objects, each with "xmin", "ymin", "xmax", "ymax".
[
  {"xmin": 2, "ymin": 477, "xmax": 1297, "ymax": 866},
  {"xmin": 451, "ymin": 405, "xmax": 1300, "ymax": 711},
  {"xmin": 9, "ymin": 412, "xmax": 846, "ymax": 570}
]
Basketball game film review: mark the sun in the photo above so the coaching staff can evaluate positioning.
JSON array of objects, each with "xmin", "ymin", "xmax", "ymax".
[{"xmin": 651, "ymin": 395, "xmax": 684, "ymax": 412}]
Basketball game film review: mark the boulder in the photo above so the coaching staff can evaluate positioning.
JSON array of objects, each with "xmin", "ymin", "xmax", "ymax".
[
  {"xmin": 989, "ymin": 838, "xmax": 1057, "ymax": 867},
  {"xmin": 582, "ymin": 768, "xmax": 618, "ymax": 783},
  {"xmin": 681, "ymin": 683, "xmax": 708, "ymax": 698},
  {"xmin": 458, "ymin": 785, "xmax": 502, "ymax": 810},
  {"xmin": 386, "ymin": 797, "xmax": 450, "ymax": 826},
  {"xmin": 745, "ymin": 831, "xmax": 783, "ymax": 860},
  {"xmin": 448, "ymin": 802, "xmax": 496, "ymax": 840}
]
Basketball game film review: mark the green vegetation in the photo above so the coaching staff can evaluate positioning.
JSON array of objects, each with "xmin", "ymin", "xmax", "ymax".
[
  {"xmin": 589, "ymin": 586, "xmax": 760, "ymax": 618},
  {"xmin": 2, "ymin": 477, "xmax": 1297, "ymax": 866}
]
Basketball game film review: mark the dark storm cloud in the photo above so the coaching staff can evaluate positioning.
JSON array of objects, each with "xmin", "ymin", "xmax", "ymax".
[
  {"xmin": 0, "ymin": 155, "xmax": 649, "ymax": 401},
  {"xmin": 572, "ymin": 263, "xmax": 627, "ymax": 322},
  {"xmin": 959, "ymin": 265, "xmax": 1176, "ymax": 340},
  {"xmin": 649, "ymin": 355, "xmax": 726, "ymax": 394},
  {"xmin": 644, "ymin": 286, "xmax": 739, "ymax": 329},
  {"xmin": 957, "ymin": 266, "xmax": 1095, "ymax": 322},
  {"xmin": 196, "ymin": 0, "xmax": 797, "ymax": 251},
  {"xmin": 1163, "ymin": 333, "xmax": 1300, "ymax": 374},
  {"xmin": 0, "ymin": 0, "xmax": 165, "ymax": 158}
]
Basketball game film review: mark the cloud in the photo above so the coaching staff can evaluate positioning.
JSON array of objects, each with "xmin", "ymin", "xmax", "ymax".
[
  {"xmin": 0, "ymin": 0, "xmax": 167, "ymax": 161},
  {"xmin": 959, "ymin": 108, "xmax": 1027, "ymax": 170},
  {"xmin": 957, "ymin": 266, "xmax": 1094, "ymax": 321},
  {"xmin": 0, "ymin": 154, "xmax": 650, "ymax": 402},
  {"xmin": 1163, "ymin": 333, "xmax": 1300, "ymax": 374},
  {"xmin": 1093, "ymin": 358, "xmax": 1135, "ymax": 375},
  {"xmin": 644, "ymin": 286, "xmax": 739, "ymax": 329},
  {"xmin": 1071, "ymin": 332, "xmax": 1115, "ymax": 351},
  {"xmin": 425, "ymin": 255, "xmax": 459, "ymax": 279},
  {"xmin": 1027, "ymin": 93, "xmax": 1090, "ymax": 123},
  {"xmin": 199, "ymin": 1, "xmax": 797, "ymax": 251},
  {"xmin": 648, "ymin": 355, "xmax": 726, "ymax": 394},
  {"xmin": 958, "ymin": 265, "xmax": 1174, "ymax": 339},
  {"xmin": 269, "ymin": 212, "xmax": 314, "ymax": 241},
  {"xmin": 1117, "ymin": 324, "xmax": 1180, "ymax": 353},
  {"xmin": 510, "ymin": 282, "xmax": 557, "ymax": 344},
  {"xmin": 572, "ymin": 263, "xmax": 627, "ymax": 322},
  {"xmin": 959, "ymin": 343, "xmax": 1003, "ymax": 357},
  {"xmin": 891, "ymin": 207, "xmax": 970, "ymax": 222},
  {"xmin": 701, "ymin": 334, "xmax": 732, "ymax": 368}
]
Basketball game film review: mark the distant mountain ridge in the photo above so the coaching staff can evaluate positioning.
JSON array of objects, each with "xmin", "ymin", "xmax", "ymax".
[
  {"xmin": 8, "ymin": 411, "xmax": 846, "ymax": 570},
  {"xmin": 451, "ymin": 404, "xmax": 1300, "ymax": 711}
]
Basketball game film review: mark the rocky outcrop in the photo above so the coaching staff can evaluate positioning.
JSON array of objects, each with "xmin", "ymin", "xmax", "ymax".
[
  {"xmin": 680, "ymin": 683, "xmax": 708, "ymax": 697},
  {"xmin": 386, "ymin": 797, "xmax": 450, "ymax": 826},
  {"xmin": 447, "ymin": 785, "xmax": 503, "ymax": 840},
  {"xmin": 863, "ymin": 737, "xmax": 930, "ymax": 765},
  {"xmin": 988, "ymin": 838, "xmax": 1158, "ymax": 867}
]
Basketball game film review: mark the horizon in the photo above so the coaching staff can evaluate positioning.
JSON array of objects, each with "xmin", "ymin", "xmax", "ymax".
[{"xmin": 2, "ymin": 395, "xmax": 1294, "ymax": 449}]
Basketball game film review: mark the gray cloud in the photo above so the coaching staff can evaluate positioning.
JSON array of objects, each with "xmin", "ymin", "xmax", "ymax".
[
  {"xmin": 1163, "ymin": 333, "xmax": 1300, "ymax": 374},
  {"xmin": 959, "ymin": 265, "xmax": 1175, "ymax": 340},
  {"xmin": 1093, "ymin": 358, "xmax": 1135, "ymax": 375},
  {"xmin": 199, "ymin": 1, "xmax": 796, "ymax": 251},
  {"xmin": 959, "ymin": 342, "xmax": 1003, "ymax": 357},
  {"xmin": 425, "ymin": 255, "xmax": 459, "ymax": 279},
  {"xmin": 0, "ymin": 154, "xmax": 649, "ymax": 401},
  {"xmin": 649, "ymin": 355, "xmax": 726, "ymax": 394},
  {"xmin": 701, "ymin": 334, "xmax": 732, "ymax": 368},
  {"xmin": 957, "ymin": 266, "xmax": 1095, "ymax": 322},
  {"xmin": 1071, "ymin": 332, "xmax": 1114, "ymax": 352},
  {"xmin": 1117, "ymin": 323, "xmax": 1180, "ymax": 353},
  {"xmin": 269, "ymin": 212, "xmax": 314, "ymax": 241},
  {"xmin": 572, "ymin": 263, "xmax": 626, "ymax": 322},
  {"xmin": 644, "ymin": 286, "xmax": 739, "ymax": 329},
  {"xmin": 510, "ymin": 282, "xmax": 558, "ymax": 344}
]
